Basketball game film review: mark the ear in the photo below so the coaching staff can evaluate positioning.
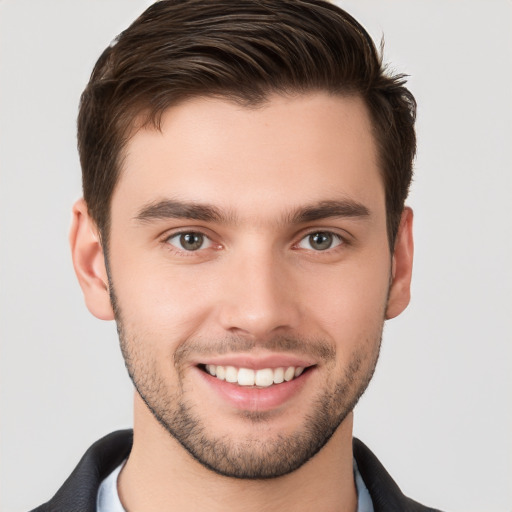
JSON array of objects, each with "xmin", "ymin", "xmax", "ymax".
[
  {"xmin": 69, "ymin": 198, "xmax": 115, "ymax": 320},
  {"xmin": 385, "ymin": 207, "xmax": 414, "ymax": 320}
]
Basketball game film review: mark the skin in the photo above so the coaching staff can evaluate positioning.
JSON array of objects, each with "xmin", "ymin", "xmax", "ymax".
[{"xmin": 70, "ymin": 92, "xmax": 413, "ymax": 512}]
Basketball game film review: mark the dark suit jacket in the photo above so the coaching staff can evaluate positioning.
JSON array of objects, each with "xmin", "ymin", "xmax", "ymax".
[{"xmin": 30, "ymin": 430, "xmax": 442, "ymax": 511}]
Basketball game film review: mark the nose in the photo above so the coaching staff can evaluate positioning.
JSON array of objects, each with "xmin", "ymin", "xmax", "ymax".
[{"xmin": 216, "ymin": 245, "xmax": 301, "ymax": 339}]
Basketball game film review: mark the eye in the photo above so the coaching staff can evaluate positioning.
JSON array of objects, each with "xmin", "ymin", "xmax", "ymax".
[
  {"xmin": 297, "ymin": 231, "xmax": 343, "ymax": 251},
  {"xmin": 166, "ymin": 232, "xmax": 212, "ymax": 251}
]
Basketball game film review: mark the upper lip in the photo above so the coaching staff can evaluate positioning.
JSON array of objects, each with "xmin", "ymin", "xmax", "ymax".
[{"xmin": 193, "ymin": 354, "xmax": 316, "ymax": 370}]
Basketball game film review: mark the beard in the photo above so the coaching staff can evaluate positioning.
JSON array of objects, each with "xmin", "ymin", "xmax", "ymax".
[{"xmin": 110, "ymin": 285, "xmax": 383, "ymax": 480}]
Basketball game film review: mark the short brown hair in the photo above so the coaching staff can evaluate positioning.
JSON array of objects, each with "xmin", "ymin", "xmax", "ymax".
[{"xmin": 78, "ymin": 0, "xmax": 416, "ymax": 247}]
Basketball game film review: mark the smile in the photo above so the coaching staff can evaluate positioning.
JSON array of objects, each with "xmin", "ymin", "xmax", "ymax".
[{"xmin": 203, "ymin": 364, "xmax": 307, "ymax": 387}]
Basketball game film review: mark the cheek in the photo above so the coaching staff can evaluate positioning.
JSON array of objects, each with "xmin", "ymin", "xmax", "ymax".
[
  {"xmin": 109, "ymin": 230, "xmax": 391, "ymax": 350},
  {"xmin": 296, "ymin": 259, "xmax": 389, "ymax": 376},
  {"xmin": 300, "ymin": 260, "xmax": 390, "ymax": 331},
  {"xmin": 110, "ymin": 250, "xmax": 216, "ymax": 344}
]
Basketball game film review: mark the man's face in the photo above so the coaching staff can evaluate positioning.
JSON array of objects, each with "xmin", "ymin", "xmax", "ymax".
[{"xmin": 104, "ymin": 93, "xmax": 400, "ymax": 478}]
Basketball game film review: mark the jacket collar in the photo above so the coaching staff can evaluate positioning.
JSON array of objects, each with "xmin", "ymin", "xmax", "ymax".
[{"xmin": 32, "ymin": 430, "xmax": 440, "ymax": 512}]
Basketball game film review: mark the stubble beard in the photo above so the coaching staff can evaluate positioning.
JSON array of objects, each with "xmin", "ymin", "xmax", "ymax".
[{"xmin": 110, "ymin": 287, "xmax": 383, "ymax": 479}]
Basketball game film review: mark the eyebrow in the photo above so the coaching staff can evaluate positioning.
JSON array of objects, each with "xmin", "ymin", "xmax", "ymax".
[
  {"xmin": 135, "ymin": 200, "xmax": 226, "ymax": 223},
  {"xmin": 134, "ymin": 198, "xmax": 370, "ymax": 225},
  {"xmin": 290, "ymin": 199, "xmax": 370, "ymax": 223}
]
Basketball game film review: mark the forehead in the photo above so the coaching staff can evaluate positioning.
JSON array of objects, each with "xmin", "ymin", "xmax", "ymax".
[{"xmin": 113, "ymin": 93, "xmax": 384, "ymax": 223}]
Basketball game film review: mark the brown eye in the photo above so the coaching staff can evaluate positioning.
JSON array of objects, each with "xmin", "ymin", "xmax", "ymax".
[
  {"xmin": 298, "ymin": 231, "xmax": 342, "ymax": 251},
  {"xmin": 167, "ymin": 232, "xmax": 210, "ymax": 251}
]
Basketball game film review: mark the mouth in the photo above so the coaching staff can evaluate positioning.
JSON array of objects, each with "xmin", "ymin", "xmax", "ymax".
[{"xmin": 199, "ymin": 364, "xmax": 313, "ymax": 388}]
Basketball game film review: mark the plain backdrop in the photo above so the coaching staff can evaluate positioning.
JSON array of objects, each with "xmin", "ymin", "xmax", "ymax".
[{"xmin": 1, "ymin": 1, "xmax": 511, "ymax": 511}]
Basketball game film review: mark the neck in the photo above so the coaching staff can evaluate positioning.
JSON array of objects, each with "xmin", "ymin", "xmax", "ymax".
[{"xmin": 118, "ymin": 394, "xmax": 357, "ymax": 512}]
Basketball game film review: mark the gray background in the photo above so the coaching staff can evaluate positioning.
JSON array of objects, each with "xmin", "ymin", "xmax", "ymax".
[{"xmin": 1, "ymin": 1, "xmax": 511, "ymax": 511}]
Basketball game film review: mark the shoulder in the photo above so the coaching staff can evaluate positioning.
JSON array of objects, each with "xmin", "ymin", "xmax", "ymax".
[
  {"xmin": 353, "ymin": 438, "xmax": 443, "ymax": 512},
  {"xmin": 29, "ymin": 430, "xmax": 133, "ymax": 512}
]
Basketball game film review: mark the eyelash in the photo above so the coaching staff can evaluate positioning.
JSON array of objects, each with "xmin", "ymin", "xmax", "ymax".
[
  {"xmin": 294, "ymin": 229, "xmax": 350, "ymax": 253},
  {"xmin": 163, "ymin": 230, "xmax": 218, "ymax": 256},
  {"xmin": 161, "ymin": 229, "xmax": 350, "ymax": 256}
]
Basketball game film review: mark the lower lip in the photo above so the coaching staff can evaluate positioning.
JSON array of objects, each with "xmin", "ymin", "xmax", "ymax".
[{"xmin": 196, "ymin": 367, "xmax": 314, "ymax": 412}]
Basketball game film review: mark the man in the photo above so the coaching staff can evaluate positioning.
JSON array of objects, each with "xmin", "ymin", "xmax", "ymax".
[{"xmin": 31, "ymin": 1, "xmax": 441, "ymax": 510}]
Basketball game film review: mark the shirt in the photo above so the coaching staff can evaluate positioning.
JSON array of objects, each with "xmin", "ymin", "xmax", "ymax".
[{"xmin": 96, "ymin": 458, "xmax": 374, "ymax": 512}]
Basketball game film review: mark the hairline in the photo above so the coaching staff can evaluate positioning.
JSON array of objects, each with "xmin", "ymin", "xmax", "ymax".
[{"xmin": 97, "ymin": 88, "xmax": 400, "ymax": 259}]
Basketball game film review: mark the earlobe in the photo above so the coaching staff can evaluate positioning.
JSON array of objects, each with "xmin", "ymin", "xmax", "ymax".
[
  {"xmin": 69, "ymin": 198, "xmax": 115, "ymax": 321},
  {"xmin": 385, "ymin": 207, "xmax": 414, "ymax": 320}
]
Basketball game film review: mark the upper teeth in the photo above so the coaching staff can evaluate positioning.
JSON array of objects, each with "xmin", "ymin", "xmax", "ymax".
[{"xmin": 205, "ymin": 365, "xmax": 305, "ymax": 387}]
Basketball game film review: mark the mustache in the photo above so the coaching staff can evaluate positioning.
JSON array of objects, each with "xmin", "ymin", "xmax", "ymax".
[{"xmin": 174, "ymin": 335, "xmax": 336, "ymax": 365}]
